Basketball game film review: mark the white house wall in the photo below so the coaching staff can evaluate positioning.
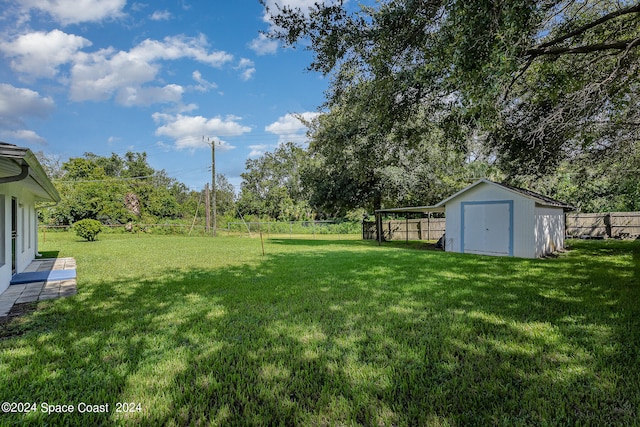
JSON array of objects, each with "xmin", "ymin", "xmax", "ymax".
[
  {"xmin": 445, "ymin": 182, "xmax": 538, "ymax": 258},
  {"xmin": 0, "ymin": 182, "xmax": 39, "ymax": 294},
  {"xmin": 534, "ymin": 206, "xmax": 565, "ymax": 257}
]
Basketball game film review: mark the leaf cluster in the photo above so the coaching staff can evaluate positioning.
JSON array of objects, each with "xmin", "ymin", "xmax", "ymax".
[{"xmin": 237, "ymin": 142, "xmax": 313, "ymax": 220}]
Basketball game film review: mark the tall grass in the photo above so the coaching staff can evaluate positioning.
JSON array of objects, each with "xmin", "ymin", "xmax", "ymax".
[{"xmin": 1, "ymin": 233, "xmax": 639, "ymax": 425}]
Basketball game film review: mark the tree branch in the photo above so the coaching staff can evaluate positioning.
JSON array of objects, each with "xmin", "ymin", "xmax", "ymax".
[
  {"xmin": 526, "ymin": 38, "xmax": 640, "ymax": 57},
  {"xmin": 501, "ymin": 56, "xmax": 535, "ymax": 101},
  {"xmin": 534, "ymin": 3, "xmax": 640, "ymax": 50}
]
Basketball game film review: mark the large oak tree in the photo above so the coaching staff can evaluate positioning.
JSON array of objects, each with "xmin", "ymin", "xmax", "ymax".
[{"xmin": 264, "ymin": 0, "xmax": 640, "ymax": 210}]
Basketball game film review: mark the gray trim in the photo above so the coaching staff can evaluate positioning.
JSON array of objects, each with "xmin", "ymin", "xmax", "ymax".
[{"xmin": 0, "ymin": 143, "xmax": 28, "ymax": 159}]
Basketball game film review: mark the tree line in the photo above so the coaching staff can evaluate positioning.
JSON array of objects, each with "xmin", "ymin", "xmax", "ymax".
[
  {"xmin": 37, "ymin": 151, "xmax": 236, "ymax": 227},
  {"xmin": 37, "ymin": 130, "xmax": 639, "ymax": 230}
]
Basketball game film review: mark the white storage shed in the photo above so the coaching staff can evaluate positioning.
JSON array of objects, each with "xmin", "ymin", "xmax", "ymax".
[
  {"xmin": 441, "ymin": 179, "xmax": 572, "ymax": 258},
  {"xmin": 375, "ymin": 179, "xmax": 573, "ymax": 258}
]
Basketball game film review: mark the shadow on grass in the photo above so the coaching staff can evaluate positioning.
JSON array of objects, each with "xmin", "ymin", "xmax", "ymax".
[
  {"xmin": 1, "ymin": 239, "xmax": 639, "ymax": 425},
  {"xmin": 36, "ymin": 250, "xmax": 60, "ymax": 259},
  {"xmin": 268, "ymin": 237, "xmax": 438, "ymax": 251}
]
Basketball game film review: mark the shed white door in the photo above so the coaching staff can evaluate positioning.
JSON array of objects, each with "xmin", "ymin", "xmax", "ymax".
[{"xmin": 462, "ymin": 202, "xmax": 512, "ymax": 256}]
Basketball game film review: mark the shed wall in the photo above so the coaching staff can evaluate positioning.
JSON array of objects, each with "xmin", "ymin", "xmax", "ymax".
[
  {"xmin": 445, "ymin": 182, "xmax": 537, "ymax": 258},
  {"xmin": 534, "ymin": 206, "xmax": 565, "ymax": 257}
]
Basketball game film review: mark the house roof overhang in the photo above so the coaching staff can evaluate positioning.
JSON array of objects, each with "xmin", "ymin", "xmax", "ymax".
[{"xmin": 0, "ymin": 142, "xmax": 61, "ymax": 203}]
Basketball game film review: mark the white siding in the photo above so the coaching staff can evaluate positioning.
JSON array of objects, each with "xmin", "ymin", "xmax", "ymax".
[
  {"xmin": 445, "ymin": 202, "xmax": 461, "ymax": 253},
  {"xmin": 514, "ymin": 198, "xmax": 536, "ymax": 259},
  {"xmin": 0, "ymin": 182, "xmax": 39, "ymax": 294},
  {"xmin": 534, "ymin": 206, "xmax": 565, "ymax": 257}
]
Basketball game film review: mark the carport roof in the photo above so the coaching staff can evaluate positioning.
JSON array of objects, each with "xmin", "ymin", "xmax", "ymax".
[{"xmin": 375, "ymin": 205, "xmax": 445, "ymax": 214}]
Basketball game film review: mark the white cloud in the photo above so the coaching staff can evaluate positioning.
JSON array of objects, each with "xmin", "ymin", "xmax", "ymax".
[
  {"xmin": 69, "ymin": 35, "xmax": 233, "ymax": 104},
  {"xmin": 116, "ymin": 84, "xmax": 184, "ymax": 106},
  {"xmin": 240, "ymin": 68, "xmax": 256, "ymax": 81},
  {"xmin": 0, "ymin": 30, "xmax": 92, "ymax": 79},
  {"xmin": 150, "ymin": 10, "xmax": 172, "ymax": 21},
  {"xmin": 192, "ymin": 70, "xmax": 217, "ymax": 92},
  {"xmin": 236, "ymin": 58, "xmax": 256, "ymax": 81},
  {"xmin": 130, "ymin": 35, "xmax": 233, "ymax": 66},
  {"xmin": 0, "ymin": 84, "xmax": 54, "ymax": 145},
  {"xmin": 173, "ymin": 103, "xmax": 200, "ymax": 114},
  {"xmin": 265, "ymin": 112, "xmax": 319, "ymax": 144},
  {"xmin": 168, "ymin": 136, "xmax": 236, "ymax": 151},
  {"xmin": 0, "ymin": 129, "xmax": 47, "ymax": 145},
  {"xmin": 248, "ymin": 33, "xmax": 278, "ymax": 56},
  {"xmin": 248, "ymin": 144, "xmax": 270, "ymax": 157},
  {"xmin": 152, "ymin": 112, "xmax": 251, "ymax": 149},
  {"xmin": 0, "ymin": 84, "xmax": 55, "ymax": 118},
  {"xmin": 1, "ymin": 29, "xmax": 235, "ymax": 107},
  {"xmin": 130, "ymin": 3, "xmax": 148, "ymax": 13},
  {"xmin": 70, "ymin": 47, "xmax": 159, "ymax": 102},
  {"xmin": 21, "ymin": 0, "xmax": 127, "ymax": 25}
]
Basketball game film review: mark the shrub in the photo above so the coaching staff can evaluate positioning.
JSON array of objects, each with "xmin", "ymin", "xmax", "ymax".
[{"xmin": 73, "ymin": 219, "xmax": 103, "ymax": 241}]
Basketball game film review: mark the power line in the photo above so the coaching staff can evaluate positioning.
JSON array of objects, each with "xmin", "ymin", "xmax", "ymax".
[{"xmin": 53, "ymin": 175, "xmax": 155, "ymax": 183}]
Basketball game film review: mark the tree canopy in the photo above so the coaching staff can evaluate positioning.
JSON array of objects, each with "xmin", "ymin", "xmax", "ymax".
[
  {"xmin": 237, "ymin": 142, "xmax": 313, "ymax": 220},
  {"xmin": 264, "ymin": 0, "xmax": 640, "ymax": 211},
  {"xmin": 37, "ymin": 151, "xmax": 236, "ymax": 226}
]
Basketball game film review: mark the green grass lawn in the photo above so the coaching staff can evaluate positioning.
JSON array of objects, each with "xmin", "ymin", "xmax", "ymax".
[{"xmin": 1, "ymin": 233, "xmax": 639, "ymax": 426}]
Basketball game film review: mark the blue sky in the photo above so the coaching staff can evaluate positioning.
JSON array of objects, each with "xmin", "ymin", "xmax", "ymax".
[{"xmin": 0, "ymin": 0, "xmax": 331, "ymax": 191}]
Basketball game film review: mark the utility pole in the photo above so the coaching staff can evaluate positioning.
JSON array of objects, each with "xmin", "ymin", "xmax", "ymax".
[
  {"xmin": 204, "ymin": 183, "xmax": 210, "ymax": 233},
  {"xmin": 204, "ymin": 136, "xmax": 217, "ymax": 237}
]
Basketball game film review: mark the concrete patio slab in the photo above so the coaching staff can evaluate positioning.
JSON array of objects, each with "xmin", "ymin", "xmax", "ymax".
[{"xmin": 0, "ymin": 258, "xmax": 77, "ymax": 319}]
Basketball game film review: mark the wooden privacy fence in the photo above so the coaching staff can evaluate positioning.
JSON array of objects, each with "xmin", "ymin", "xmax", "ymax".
[
  {"xmin": 365, "ymin": 211, "xmax": 640, "ymax": 242},
  {"xmin": 363, "ymin": 218, "xmax": 446, "ymax": 241},
  {"xmin": 566, "ymin": 212, "xmax": 640, "ymax": 239}
]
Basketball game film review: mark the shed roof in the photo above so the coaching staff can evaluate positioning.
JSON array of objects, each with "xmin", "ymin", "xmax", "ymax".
[
  {"xmin": 0, "ymin": 142, "xmax": 61, "ymax": 203},
  {"xmin": 375, "ymin": 179, "xmax": 573, "ymax": 214},
  {"xmin": 438, "ymin": 179, "xmax": 574, "ymax": 209}
]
